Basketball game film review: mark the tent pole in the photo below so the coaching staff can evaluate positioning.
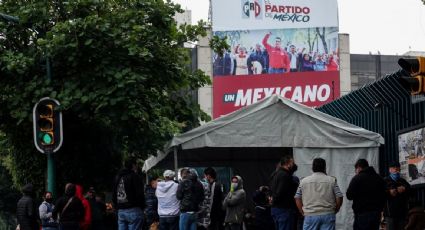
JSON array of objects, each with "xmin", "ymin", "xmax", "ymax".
[{"xmin": 174, "ymin": 147, "xmax": 178, "ymax": 179}]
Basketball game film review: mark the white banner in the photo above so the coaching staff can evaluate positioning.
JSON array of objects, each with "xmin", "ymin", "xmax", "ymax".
[{"xmin": 212, "ymin": 0, "xmax": 339, "ymax": 31}]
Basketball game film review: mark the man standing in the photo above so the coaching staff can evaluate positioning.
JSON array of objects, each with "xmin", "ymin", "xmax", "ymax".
[
  {"xmin": 144, "ymin": 176, "xmax": 159, "ymax": 230},
  {"xmin": 294, "ymin": 158, "xmax": 343, "ymax": 230},
  {"xmin": 202, "ymin": 167, "xmax": 225, "ymax": 230},
  {"xmin": 53, "ymin": 183, "xmax": 85, "ymax": 230},
  {"xmin": 156, "ymin": 170, "xmax": 180, "ymax": 230},
  {"xmin": 112, "ymin": 158, "xmax": 145, "ymax": 230},
  {"xmin": 346, "ymin": 159, "xmax": 386, "ymax": 230},
  {"xmin": 86, "ymin": 187, "xmax": 105, "ymax": 230},
  {"xmin": 270, "ymin": 155, "xmax": 298, "ymax": 230},
  {"xmin": 39, "ymin": 191, "xmax": 58, "ymax": 230},
  {"xmin": 177, "ymin": 168, "xmax": 205, "ymax": 230},
  {"xmin": 287, "ymin": 45, "xmax": 300, "ymax": 72},
  {"xmin": 384, "ymin": 162, "xmax": 411, "ymax": 230},
  {"xmin": 262, "ymin": 32, "xmax": 290, "ymax": 74},
  {"xmin": 17, "ymin": 183, "xmax": 39, "ymax": 230}
]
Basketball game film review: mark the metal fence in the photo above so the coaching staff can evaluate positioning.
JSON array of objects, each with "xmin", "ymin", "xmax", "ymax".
[{"xmin": 317, "ymin": 70, "xmax": 425, "ymax": 202}]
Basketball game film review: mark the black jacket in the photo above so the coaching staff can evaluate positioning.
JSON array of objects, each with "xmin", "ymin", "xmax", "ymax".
[
  {"xmin": 252, "ymin": 190, "xmax": 274, "ymax": 230},
  {"xmin": 144, "ymin": 185, "xmax": 158, "ymax": 221},
  {"xmin": 210, "ymin": 181, "xmax": 225, "ymax": 223},
  {"xmin": 384, "ymin": 176, "xmax": 411, "ymax": 218},
  {"xmin": 346, "ymin": 167, "xmax": 386, "ymax": 214},
  {"xmin": 16, "ymin": 195, "xmax": 39, "ymax": 230},
  {"xmin": 112, "ymin": 169, "xmax": 145, "ymax": 210},
  {"xmin": 176, "ymin": 174, "xmax": 205, "ymax": 212},
  {"xmin": 270, "ymin": 168, "xmax": 297, "ymax": 209},
  {"xmin": 53, "ymin": 195, "xmax": 85, "ymax": 224}
]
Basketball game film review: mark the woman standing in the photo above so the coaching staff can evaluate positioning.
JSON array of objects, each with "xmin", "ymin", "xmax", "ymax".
[{"xmin": 223, "ymin": 176, "xmax": 246, "ymax": 230}]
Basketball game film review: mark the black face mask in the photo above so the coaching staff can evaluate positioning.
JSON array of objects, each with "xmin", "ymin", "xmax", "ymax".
[
  {"xmin": 45, "ymin": 198, "xmax": 53, "ymax": 203},
  {"xmin": 290, "ymin": 164, "xmax": 298, "ymax": 174}
]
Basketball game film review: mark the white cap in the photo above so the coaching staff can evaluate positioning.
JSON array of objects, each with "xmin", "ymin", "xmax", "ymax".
[{"xmin": 163, "ymin": 170, "xmax": 175, "ymax": 178}]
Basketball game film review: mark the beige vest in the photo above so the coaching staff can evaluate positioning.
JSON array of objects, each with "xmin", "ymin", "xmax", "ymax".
[{"xmin": 298, "ymin": 172, "xmax": 340, "ymax": 216}]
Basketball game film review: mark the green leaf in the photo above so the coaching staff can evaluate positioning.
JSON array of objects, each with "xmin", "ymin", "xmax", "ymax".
[{"xmin": 84, "ymin": 39, "xmax": 93, "ymax": 46}]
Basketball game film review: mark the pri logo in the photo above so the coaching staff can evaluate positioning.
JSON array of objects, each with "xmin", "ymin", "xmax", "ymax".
[{"xmin": 242, "ymin": 0, "xmax": 262, "ymax": 19}]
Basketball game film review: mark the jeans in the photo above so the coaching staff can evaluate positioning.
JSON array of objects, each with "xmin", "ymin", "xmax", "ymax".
[
  {"xmin": 269, "ymin": 67, "xmax": 286, "ymax": 74},
  {"xmin": 42, "ymin": 227, "xmax": 58, "ymax": 230},
  {"xmin": 303, "ymin": 213, "xmax": 335, "ymax": 230},
  {"xmin": 354, "ymin": 211, "xmax": 381, "ymax": 230},
  {"xmin": 271, "ymin": 208, "xmax": 295, "ymax": 230},
  {"xmin": 179, "ymin": 212, "xmax": 197, "ymax": 230},
  {"xmin": 159, "ymin": 216, "xmax": 179, "ymax": 230},
  {"xmin": 118, "ymin": 207, "xmax": 144, "ymax": 230}
]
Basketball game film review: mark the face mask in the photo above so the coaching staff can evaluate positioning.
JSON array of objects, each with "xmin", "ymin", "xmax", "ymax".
[
  {"xmin": 231, "ymin": 182, "xmax": 238, "ymax": 191},
  {"xmin": 390, "ymin": 172, "xmax": 400, "ymax": 181},
  {"xmin": 45, "ymin": 198, "xmax": 53, "ymax": 203},
  {"xmin": 290, "ymin": 164, "xmax": 298, "ymax": 174}
]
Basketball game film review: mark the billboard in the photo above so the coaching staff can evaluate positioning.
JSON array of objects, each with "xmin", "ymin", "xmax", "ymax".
[
  {"xmin": 398, "ymin": 125, "xmax": 425, "ymax": 186},
  {"xmin": 212, "ymin": 0, "xmax": 339, "ymax": 118}
]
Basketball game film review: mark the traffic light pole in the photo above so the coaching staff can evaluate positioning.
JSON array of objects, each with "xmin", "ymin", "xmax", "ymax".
[{"xmin": 46, "ymin": 57, "xmax": 56, "ymax": 196}]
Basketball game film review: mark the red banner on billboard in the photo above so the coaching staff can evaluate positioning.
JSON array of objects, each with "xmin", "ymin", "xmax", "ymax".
[{"xmin": 213, "ymin": 71, "xmax": 340, "ymax": 118}]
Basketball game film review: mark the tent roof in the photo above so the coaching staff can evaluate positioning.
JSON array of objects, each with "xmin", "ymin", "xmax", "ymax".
[
  {"xmin": 167, "ymin": 95, "xmax": 384, "ymax": 150},
  {"xmin": 143, "ymin": 95, "xmax": 384, "ymax": 172}
]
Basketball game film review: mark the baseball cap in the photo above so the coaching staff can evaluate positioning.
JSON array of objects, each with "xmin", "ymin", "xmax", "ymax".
[{"xmin": 163, "ymin": 170, "xmax": 176, "ymax": 178}]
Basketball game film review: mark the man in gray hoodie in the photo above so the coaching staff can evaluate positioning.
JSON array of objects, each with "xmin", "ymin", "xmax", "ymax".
[
  {"xmin": 223, "ymin": 175, "xmax": 246, "ymax": 230},
  {"xmin": 156, "ymin": 170, "xmax": 180, "ymax": 230}
]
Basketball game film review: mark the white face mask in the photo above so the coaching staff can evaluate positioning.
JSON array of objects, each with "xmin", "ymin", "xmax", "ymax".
[{"xmin": 231, "ymin": 182, "xmax": 238, "ymax": 190}]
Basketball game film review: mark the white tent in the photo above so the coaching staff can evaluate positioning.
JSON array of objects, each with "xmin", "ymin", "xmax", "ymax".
[{"xmin": 143, "ymin": 95, "xmax": 384, "ymax": 229}]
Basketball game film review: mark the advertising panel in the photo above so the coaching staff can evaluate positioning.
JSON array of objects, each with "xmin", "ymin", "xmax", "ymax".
[
  {"xmin": 398, "ymin": 125, "xmax": 425, "ymax": 186},
  {"xmin": 212, "ymin": 0, "xmax": 340, "ymax": 118}
]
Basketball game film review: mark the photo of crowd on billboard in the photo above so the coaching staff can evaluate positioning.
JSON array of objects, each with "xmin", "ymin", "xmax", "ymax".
[
  {"xmin": 398, "ymin": 126, "xmax": 425, "ymax": 186},
  {"xmin": 213, "ymin": 27, "xmax": 339, "ymax": 77}
]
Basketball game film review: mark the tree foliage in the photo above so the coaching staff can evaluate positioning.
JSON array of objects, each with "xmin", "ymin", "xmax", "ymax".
[{"xmin": 0, "ymin": 0, "xmax": 211, "ymax": 192}]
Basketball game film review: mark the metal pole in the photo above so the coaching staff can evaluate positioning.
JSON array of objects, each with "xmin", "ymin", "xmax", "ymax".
[
  {"xmin": 0, "ymin": 13, "xmax": 19, "ymax": 23},
  {"xmin": 174, "ymin": 147, "xmax": 178, "ymax": 179},
  {"xmin": 46, "ymin": 54, "xmax": 55, "ymax": 196},
  {"xmin": 47, "ymin": 153, "xmax": 56, "ymax": 195}
]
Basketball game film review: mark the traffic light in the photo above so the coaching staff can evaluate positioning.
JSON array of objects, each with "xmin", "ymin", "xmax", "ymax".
[
  {"xmin": 398, "ymin": 57, "xmax": 425, "ymax": 95},
  {"xmin": 33, "ymin": 97, "xmax": 63, "ymax": 154}
]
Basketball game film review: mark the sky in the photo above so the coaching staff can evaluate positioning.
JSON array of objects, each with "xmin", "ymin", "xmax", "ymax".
[{"xmin": 172, "ymin": 0, "xmax": 425, "ymax": 55}]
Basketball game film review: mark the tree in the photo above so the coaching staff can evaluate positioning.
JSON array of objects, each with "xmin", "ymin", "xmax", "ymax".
[
  {"xmin": 316, "ymin": 27, "xmax": 328, "ymax": 54},
  {"xmin": 0, "ymin": 0, "xmax": 211, "ymax": 192}
]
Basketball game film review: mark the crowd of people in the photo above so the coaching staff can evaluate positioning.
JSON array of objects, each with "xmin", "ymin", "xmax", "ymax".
[
  {"xmin": 16, "ymin": 183, "xmax": 112, "ymax": 230},
  {"xmin": 213, "ymin": 32, "xmax": 339, "ymax": 76},
  {"xmin": 15, "ymin": 157, "xmax": 425, "ymax": 230}
]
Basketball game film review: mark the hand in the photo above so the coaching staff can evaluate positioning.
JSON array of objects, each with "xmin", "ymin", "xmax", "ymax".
[
  {"xmin": 335, "ymin": 207, "xmax": 340, "ymax": 213},
  {"xmin": 397, "ymin": 186, "xmax": 406, "ymax": 193},
  {"xmin": 389, "ymin": 189, "xmax": 397, "ymax": 196}
]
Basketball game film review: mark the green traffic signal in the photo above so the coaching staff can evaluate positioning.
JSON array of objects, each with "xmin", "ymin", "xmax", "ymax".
[
  {"xmin": 39, "ymin": 132, "xmax": 53, "ymax": 145},
  {"xmin": 33, "ymin": 97, "xmax": 63, "ymax": 153},
  {"xmin": 42, "ymin": 133, "xmax": 53, "ymax": 144}
]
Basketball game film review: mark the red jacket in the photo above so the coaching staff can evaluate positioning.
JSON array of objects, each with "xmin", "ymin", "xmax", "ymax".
[
  {"xmin": 262, "ymin": 33, "xmax": 290, "ymax": 72},
  {"xmin": 327, "ymin": 56, "xmax": 339, "ymax": 71},
  {"xmin": 76, "ymin": 185, "xmax": 92, "ymax": 230}
]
